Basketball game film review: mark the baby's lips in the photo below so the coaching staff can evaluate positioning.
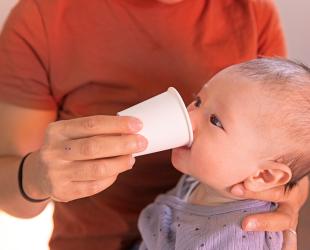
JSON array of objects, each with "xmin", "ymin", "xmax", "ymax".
[{"xmin": 174, "ymin": 145, "xmax": 191, "ymax": 151}]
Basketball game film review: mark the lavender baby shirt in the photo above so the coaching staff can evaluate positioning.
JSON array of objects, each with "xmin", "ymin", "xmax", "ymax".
[{"xmin": 138, "ymin": 175, "xmax": 282, "ymax": 250}]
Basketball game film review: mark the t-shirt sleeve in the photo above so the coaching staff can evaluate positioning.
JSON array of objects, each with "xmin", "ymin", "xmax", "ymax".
[
  {"xmin": 252, "ymin": 0, "xmax": 287, "ymax": 57},
  {"xmin": 0, "ymin": 0, "xmax": 56, "ymax": 110}
]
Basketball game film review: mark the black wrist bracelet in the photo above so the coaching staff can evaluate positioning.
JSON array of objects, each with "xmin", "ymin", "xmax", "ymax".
[{"xmin": 18, "ymin": 152, "xmax": 49, "ymax": 203}]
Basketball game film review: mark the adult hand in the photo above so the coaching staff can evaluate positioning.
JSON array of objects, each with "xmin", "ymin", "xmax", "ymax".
[
  {"xmin": 22, "ymin": 115, "xmax": 147, "ymax": 202},
  {"xmin": 230, "ymin": 176, "xmax": 309, "ymax": 250}
]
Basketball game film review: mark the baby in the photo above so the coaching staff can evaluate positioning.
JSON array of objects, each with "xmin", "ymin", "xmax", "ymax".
[{"xmin": 137, "ymin": 58, "xmax": 310, "ymax": 250}]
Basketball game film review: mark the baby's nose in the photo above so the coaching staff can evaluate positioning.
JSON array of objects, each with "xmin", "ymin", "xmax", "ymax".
[{"xmin": 188, "ymin": 110, "xmax": 198, "ymax": 136}]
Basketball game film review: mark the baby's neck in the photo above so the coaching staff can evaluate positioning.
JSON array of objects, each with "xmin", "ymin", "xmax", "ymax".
[{"xmin": 188, "ymin": 183, "xmax": 242, "ymax": 206}]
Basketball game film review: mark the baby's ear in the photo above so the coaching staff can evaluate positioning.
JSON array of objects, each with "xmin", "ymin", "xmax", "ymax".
[{"xmin": 243, "ymin": 161, "xmax": 292, "ymax": 192}]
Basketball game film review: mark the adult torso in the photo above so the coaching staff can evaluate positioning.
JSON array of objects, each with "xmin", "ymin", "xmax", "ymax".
[{"xmin": 14, "ymin": 0, "xmax": 277, "ymax": 249}]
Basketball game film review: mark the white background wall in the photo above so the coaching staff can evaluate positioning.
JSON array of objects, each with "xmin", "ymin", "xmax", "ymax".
[
  {"xmin": 0, "ymin": 0, "xmax": 309, "ymax": 250},
  {"xmin": 275, "ymin": 0, "xmax": 310, "ymax": 64},
  {"xmin": 0, "ymin": 0, "xmax": 17, "ymax": 30}
]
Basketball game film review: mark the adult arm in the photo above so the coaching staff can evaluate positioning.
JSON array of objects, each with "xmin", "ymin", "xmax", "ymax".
[
  {"xmin": 0, "ymin": 102, "xmax": 56, "ymax": 217},
  {"xmin": 0, "ymin": 0, "xmax": 147, "ymax": 219},
  {"xmin": 0, "ymin": 101, "xmax": 147, "ymax": 218}
]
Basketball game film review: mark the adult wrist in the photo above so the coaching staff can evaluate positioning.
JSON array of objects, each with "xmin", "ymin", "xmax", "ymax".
[{"xmin": 18, "ymin": 152, "xmax": 50, "ymax": 203}]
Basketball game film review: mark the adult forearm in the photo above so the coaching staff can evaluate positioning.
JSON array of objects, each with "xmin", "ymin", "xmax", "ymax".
[
  {"xmin": 0, "ymin": 115, "xmax": 146, "ymax": 218},
  {"xmin": 0, "ymin": 155, "xmax": 48, "ymax": 218}
]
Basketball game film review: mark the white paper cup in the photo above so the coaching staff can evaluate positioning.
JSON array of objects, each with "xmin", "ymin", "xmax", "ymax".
[{"xmin": 117, "ymin": 87, "xmax": 193, "ymax": 156}]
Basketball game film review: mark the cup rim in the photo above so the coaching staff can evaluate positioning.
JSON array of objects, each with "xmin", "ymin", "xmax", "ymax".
[{"xmin": 167, "ymin": 87, "xmax": 194, "ymax": 146}]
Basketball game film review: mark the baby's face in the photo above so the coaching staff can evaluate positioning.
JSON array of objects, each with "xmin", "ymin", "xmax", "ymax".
[{"xmin": 172, "ymin": 69, "xmax": 277, "ymax": 190}]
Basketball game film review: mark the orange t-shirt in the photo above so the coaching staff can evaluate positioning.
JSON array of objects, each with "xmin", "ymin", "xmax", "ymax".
[{"xmin": 0, "ymin": 0, "xmax": 286, "ymax": 249}]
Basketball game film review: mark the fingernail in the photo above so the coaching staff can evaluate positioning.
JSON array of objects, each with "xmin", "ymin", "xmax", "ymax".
[
  {"xmin": 129, "ymin": 119, "xmax": 143, "ymax": 132},
  {"xmin": 130, "ymin": 157, "xmax": 136, "ymax": 165},
  {"xmin": 245, "ymin": 220, "xmax": 257, "ymax": 231},
  {"xmin": 231, "ymin": 186, "xmax": 244, "ymax": 196},
  {"xmin": 137, "ymin": 136, "xmax": 148, "ymax": 150}
]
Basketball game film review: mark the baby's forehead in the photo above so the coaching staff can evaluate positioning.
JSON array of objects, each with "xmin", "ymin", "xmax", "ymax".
[
  {"xmin": 200, "ymin": 65, "xmax": 310, "ymax": 122},
  {"xmin": 202, "ymin": 69, "xmax": 263, "ymax": 98},
  {"xmin": 210, "ymin": 73, "xmax": 291, "ymax": 122}
]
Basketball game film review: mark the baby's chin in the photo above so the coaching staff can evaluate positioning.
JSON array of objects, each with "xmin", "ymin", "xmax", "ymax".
[{"xmin": 171, "ymin": 147, "xmax": 191, "ymax": 174}]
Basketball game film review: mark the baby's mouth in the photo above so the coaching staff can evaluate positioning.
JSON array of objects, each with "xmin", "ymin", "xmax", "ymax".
[{"xmin": 173, "ymin": 145, "xmax": 191, "ymax": 152}]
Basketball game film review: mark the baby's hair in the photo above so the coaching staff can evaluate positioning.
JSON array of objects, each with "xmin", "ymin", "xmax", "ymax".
[{"xmin": 234, "ymin": 57, "xmax": 310, "ymax": 190}]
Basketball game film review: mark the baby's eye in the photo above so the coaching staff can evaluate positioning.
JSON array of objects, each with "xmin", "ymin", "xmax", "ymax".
[
  {"xmin": 194, "ymin": 96, "xmax": 202, "ymax": 107},
  {"xmin": 210, "ymin": 114, "xmax": 224, "ymax": 129}
]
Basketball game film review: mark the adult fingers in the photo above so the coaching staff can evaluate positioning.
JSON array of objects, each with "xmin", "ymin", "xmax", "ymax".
[
  {"xmin": 230, "ymin": 183, "xmax": 287, "ymax": 203},
  {"xmin": 231, "ymin": 176, "xmax": 309, "ymax": 212},
  {"xmin": 46, "ymin": 115, "xmax": 143, "ymax": 140},
  {"xmin": 66, "ymin": 155, "xmax": 135, "ymax": 181},
  {"xmin": 242, "ymin": 205, "xmax": 298, "ymax": 250},
  {"xmin": 55, "ymin": 134, "xmax": 147, "ymax": 161},
  {"xmin": 293, "ymin": 176, "xmax": 309, "ymax": 206},
  {"xmin": 71, "ymin": 176, "xmax": 118, "ymax": 200},
  {"xmin": 282, "ymin": 229, "xmax": 297, "ymax": 250},
  {"xmin": 241, "ymin": 210, "xmax": 295, "ymax": 232},
  {"xmin": 52, "ymin": 175, "xmax": 118, "ymax": 202}
]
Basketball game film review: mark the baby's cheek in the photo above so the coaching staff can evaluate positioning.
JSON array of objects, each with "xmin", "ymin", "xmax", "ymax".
[
  {"xmin": 189, "ymin": 154, "xmax": 217, "ymax": 182},
  {"xmin": 190, "ymin": 151, "xmax": 235, "ymax": 188},
  {"xmin": 171, "ymin": 149, "xmax": 191, "ymax": 174},
  {"xmin": 194, "ymin": 167, "xmax": 227, "ymax": 188}
]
